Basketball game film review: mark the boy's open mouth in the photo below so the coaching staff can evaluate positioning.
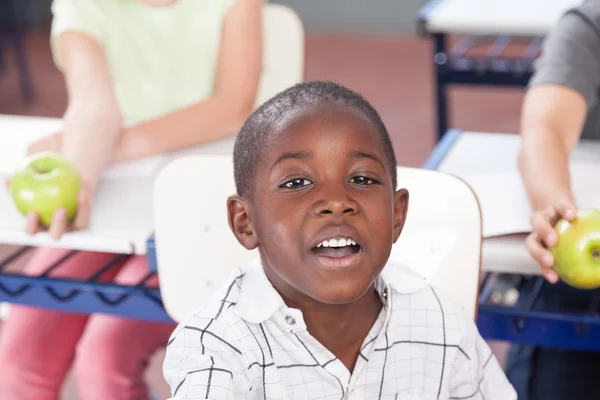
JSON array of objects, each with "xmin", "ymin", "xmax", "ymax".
[{"xmin": 311, "ymin": 237, "xmax": 362, "ymax": 258}]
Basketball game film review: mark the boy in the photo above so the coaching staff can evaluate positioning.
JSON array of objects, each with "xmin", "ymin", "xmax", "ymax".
[{"xmin": 163, "ymin": 81, "xmax": 516, "ymax": 399}]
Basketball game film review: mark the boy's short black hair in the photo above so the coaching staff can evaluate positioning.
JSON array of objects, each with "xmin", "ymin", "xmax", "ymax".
[{"xmin": 233, "ymin": 81, "xmax": 397, "ymax": 196}]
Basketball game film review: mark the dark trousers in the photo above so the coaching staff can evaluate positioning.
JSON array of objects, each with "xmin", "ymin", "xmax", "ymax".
[{"xmin": 504, "ymin": 279, "xmax": 600, "ymax": 399}]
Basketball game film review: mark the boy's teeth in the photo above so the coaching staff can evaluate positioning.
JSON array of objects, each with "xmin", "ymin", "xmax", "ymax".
[{"xmin": 317, "ymin": 238, "xmax": 357, "ymax": 248}]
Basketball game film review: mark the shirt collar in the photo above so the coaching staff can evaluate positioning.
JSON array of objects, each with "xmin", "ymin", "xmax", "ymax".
[
  {"xmin": 234, "ymin": 259, "xmax": 287, "ymax": 324},
  {"xmin": 234, "ymin": 259, "xmax": 428, "ymax": 325}
]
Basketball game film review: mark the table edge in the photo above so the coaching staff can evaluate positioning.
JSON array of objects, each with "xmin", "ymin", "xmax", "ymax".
[
  {"xmin": 416, "ymin": 0, "xmax": 447, "ymax": 36},
  {"xmin": 422, "ymin": 129, "xmax": 462, "ymax": 170},
  {"xmin": 416, "ymin": 0, "xmax": 562, "ymax": 36}
]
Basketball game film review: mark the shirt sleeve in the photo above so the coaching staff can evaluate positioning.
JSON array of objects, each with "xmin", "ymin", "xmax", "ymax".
[
  {"xmin": 50, "ymin": 0, "xmax": 107, "ymax": 70},
  {"xmin": 529, "ymin": 1, "xmax": 600, "ymax": 109},
  {"xmin": 449, "ymin": 319, "xmax": 517, "ymax": 400},
  {"xmin": 163, "ymin": 320, "xmax": 249, "ymax": 399}
]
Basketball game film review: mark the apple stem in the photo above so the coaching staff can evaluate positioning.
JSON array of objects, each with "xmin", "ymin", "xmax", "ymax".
[{"xmin": 593, "ymin": 250, "xmax": 600, "ymax": 259}]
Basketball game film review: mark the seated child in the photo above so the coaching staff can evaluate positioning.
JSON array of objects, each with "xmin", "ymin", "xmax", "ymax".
[{"xmin": 163, "ymin": 81, "xmax": 517, "ymax": 399}]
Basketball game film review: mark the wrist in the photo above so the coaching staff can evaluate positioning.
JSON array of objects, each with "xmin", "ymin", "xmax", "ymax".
[{"xmin": 66, "ymin": 161, "xmax": 100, "ymax": 194}]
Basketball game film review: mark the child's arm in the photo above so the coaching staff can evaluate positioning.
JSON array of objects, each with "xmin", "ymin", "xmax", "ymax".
[
  {"xmin": 17, "ymin": 31, "xmax": 123, "ymax": 238},
  {"xmin": 55, "ymin": 32, "xmax": 123, "ymax": 192},
  {"xmin": 517, "ymin": 5, "xmax": 600, "ymax": 283},
  {"xmin": 112, "ymin": 0, "xmax": 263, "ymax": 162},
  {"xmin": 163, "ymin": 321, "xmax": 249, "ymax": 399},
  {"xmin": 449, "ymin": 319, "xmax": 517, "ymax": 400}
]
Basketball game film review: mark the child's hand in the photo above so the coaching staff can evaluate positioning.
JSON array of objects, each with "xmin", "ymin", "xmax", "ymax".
[
  {"xmin": 27, "ymin": 133, "xmax": 61, "ymax": 155},
  {"xmin": 5, "ymin": 178, "xmax": 94, "ymax": 240},
  {"xmin": 525, "ymin": 198, "xmax": 577, "ymax": 283}
]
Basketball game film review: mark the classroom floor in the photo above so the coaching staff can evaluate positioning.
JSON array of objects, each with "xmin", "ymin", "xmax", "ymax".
[{"xmin": 0, "ymin": 27, "xmax": 523, "ymax": 399}]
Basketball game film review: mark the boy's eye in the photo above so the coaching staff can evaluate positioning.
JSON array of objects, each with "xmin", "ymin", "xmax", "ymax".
[
  {"xmin": 281, "ymin": 178, "xmax": 312, "ymax": 188},
  {"xmin": 350, "ymin": 176, "xmax": 377, "ymax": 185}
]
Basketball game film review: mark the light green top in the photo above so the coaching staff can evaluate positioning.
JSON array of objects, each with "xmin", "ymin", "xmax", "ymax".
[{"xmin": 51, "ymin": 0, "xmax": 238, "ymax": 125}]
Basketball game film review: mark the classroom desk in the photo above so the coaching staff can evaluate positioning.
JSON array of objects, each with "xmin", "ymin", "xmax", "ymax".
[
  {"xmin": 0, "ymin": 114, "xmax": 235, "ymax": 322},
  {"xmin": 417, "ymin": 0, "xmax": 580, "ymax": 139},
  {"xmin": 425, "ymin": 129, "xmax": 600, "ymax": 352}
]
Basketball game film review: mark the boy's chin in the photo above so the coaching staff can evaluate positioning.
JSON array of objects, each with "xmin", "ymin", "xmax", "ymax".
[{"xmin": 308, "ymin": 284, "xmax": 375, "ymax": 306}]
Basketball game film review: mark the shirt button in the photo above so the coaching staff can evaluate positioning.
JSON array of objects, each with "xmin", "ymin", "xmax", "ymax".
[{"xmin": 285, "ymin": 315, "xmax": 296, "ymax": 325}]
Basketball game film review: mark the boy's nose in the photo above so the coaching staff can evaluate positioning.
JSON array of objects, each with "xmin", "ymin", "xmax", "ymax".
[
  {"xmin": 314, "ymin": 191, "xmax": 358, "ymax": 217},
  {"xmin": 319, "ymin": 203, "xmax": 355, "ymax": 216}
]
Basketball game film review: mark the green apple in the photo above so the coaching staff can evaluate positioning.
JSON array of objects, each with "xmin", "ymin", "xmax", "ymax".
[
  {"xmin": 10, "ymin": 151, "xmax": 82, "ymax": 227},
  {"xmin": 550, "ymin": 208, "xmax": 600, "ymax": 290}
]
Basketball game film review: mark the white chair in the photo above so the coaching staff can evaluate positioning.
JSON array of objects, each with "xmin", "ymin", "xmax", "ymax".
[
  {"xmin": 254, "ymin": 4, "xmax": 305, "ymax": 108},
  {"xmin": 389, "ymin": 167, "xmax": 483, "ymax": 319},
  {"xmin": 152, "ymin": 2, "xmax": 306, "ymax": 326},
  {"xmin": 153, "ymin": 155, "xmax": 483, "ymax": 323}
]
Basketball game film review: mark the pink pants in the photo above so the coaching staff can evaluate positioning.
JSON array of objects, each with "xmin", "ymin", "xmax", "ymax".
[{"xmin": 0, "ymin": 247, "xmax": 176, "ymax": 400}]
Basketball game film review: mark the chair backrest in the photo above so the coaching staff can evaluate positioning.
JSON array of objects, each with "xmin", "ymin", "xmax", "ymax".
[
  {"xmin": 389, "ymin": 167, "xmax": 482, "ymax": 318},
  {"xmin": 254, "ymin": 4, "xmax": 305, "ymax": 108},
  {"xmin": 153, "ymin": 155, "xmax": 483, "ymax": 323}
]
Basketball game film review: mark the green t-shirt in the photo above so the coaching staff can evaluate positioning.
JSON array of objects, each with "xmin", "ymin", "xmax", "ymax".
[{"xmin": 51, "ymin": 0, "xmax": 238, "ymax": 125}]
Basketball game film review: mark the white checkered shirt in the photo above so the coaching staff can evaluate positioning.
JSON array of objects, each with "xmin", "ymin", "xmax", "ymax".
[{"xmin": 163, "ymin": 260, "xmax": 516, "ymax": 399}]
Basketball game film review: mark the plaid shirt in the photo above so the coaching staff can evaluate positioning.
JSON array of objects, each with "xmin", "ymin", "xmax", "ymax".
[{"xmin": 164, "ymin": 260, "xmax": 516, "ymax": 399}]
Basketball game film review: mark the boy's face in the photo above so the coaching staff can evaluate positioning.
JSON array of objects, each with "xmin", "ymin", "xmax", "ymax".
[{"xmin": 228, "ymin": 103, "xmax": 408, "ymax": 305}]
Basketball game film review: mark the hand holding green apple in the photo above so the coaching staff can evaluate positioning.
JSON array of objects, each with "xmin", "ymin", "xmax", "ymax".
[
  {"xmin": 8, "ymin": 151, "xmax": 91, "ymax": 239},
  {"xmin": 525, "ymin": 197, "xmax": 578, "ymax": 284},
  {"xmin": 550, "ymin": 209, "xmax": 600, "ymax": 289}
]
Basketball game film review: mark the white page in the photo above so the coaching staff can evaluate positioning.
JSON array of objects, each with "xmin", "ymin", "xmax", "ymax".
[
  {"xmin": 0, "ymin": 115, "xmax": 164, "ymax": 253},
  {"xmin": 0, "ymin": 115, "xmax": 237, "ymax": 254},
  {"xmin": 462, "ymin": 162, "xmax": 600, "ymax": 237},
  {"xmin": 0, "ymin": 115, "xmax": 168, "ymax": 179}
]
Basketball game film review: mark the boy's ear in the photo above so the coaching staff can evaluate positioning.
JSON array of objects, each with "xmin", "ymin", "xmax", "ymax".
[
  {"xmin": 227, "ymin": 195, "xmax": 259, "ymax": 250},
  {"xmin": 392, "ymin": 188, "xmax": 409, "ymax": 243}
]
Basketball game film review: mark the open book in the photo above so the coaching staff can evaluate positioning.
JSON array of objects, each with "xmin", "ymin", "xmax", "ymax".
[
  {"xmin": 461, "ymin": 162, "xmax": 600, "ymax": 238},
  {"xmin": 0, "ymin": 115, "xmax": 235, "ymax": 254}
]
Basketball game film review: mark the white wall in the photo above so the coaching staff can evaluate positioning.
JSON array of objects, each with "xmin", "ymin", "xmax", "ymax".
[{"xmin": 272, "ymin": 0, "xmax": 430, "ymax": 34}]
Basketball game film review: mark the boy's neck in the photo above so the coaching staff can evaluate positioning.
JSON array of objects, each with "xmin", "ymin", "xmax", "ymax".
[{"xmin": 282, "ymin": 286, "xmax": 383, "ymax": 373}]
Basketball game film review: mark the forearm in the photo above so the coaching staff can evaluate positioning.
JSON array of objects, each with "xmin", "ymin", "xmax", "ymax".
[
  {"xmin": 54, "ymin": 31, "xmax": 124, "ymax": 190},
  {"xmin": 517, "ymin": 83, "xmax": 587, "ymax": 211},
  {"xmin": 518, "ymin": 128, "xmax": 575, "ymax": 211},
  {"xmin": 112, "ymin": 92, "xmax": 252, "ymax": 163},
  {"xmin": 61, "ymin": 102, "xmax": 122, "ymax": 190}
]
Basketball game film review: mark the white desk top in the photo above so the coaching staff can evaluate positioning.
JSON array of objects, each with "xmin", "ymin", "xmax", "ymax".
[
  {"xmin": 0, "ymin": 114, "xmax": 236, "ymax": 255},
  {"xmin": 438, "ymin": 131, "xmax": 600, "ymax": 275},
  {"xmin": 438, "ymin": 131, "xmax": 600, "ymax": 174},
  {"xmin": 421, "ymin": 0, "xmax": 581, "ymax": 36}
]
